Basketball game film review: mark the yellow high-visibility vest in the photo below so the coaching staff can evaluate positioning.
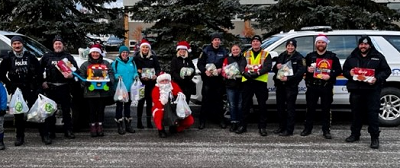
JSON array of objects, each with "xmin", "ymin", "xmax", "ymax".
[{"xmin": 242, "ymin": 50, "xmax": 269, "ymax": 83}]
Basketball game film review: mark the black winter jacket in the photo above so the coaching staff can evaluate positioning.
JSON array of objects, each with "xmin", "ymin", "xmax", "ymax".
[
  {"xmin": 273, "ymin": 51, "xmax": 306, "ymax": 86},
  {"xmin": 305, "ymin": 51, "xmax": 342, "ymax": 86},
  {"xmin": 222, "ymin": 53, "xmax": 246, "ymax": 89}
]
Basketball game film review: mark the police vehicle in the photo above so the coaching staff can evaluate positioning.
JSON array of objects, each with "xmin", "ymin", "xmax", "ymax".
[{"xmin": 191, "ymin": 26, "xmax": 400, "ymax": 126}]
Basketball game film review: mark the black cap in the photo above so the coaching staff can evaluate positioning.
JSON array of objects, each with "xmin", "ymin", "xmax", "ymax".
[
  {"xmin": 251, "ymin": 35, "xmax": 262, "ymax": 42},
  {"xmin": 53, "ymin": 35, "xmax": 64, "ymax": 44},
  {"xmin": 358, "ymin": 36, "xmax": 373, "ymax": 46},
  {"xmin": 10, "ymin": 35, "xmax": 24, "ymax": 44},
  {"xmin": 286, "ymin": 39, "xmax": 297, "ymax": 48},
  {"xmin": 211, "ymin": 33, "xmax": 222, "ymax": 40}
]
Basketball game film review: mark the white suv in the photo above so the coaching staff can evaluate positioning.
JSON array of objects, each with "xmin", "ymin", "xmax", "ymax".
[{"xmin": 191, "ymin": 27, "xmax": 400, "ymax": 126}]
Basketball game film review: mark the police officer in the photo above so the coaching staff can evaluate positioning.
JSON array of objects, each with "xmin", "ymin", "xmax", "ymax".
[
  {"xmin": 301, "ymin": 34, "xmax": 342, "ymax": 139},
  {"xmin": 343, "ymin": 36, "xmax": 391, "ymax": 149},
  {"xmin": 40, "ymin": 36, "xmax": 78, "ymax": 140},
  {"xmin": 0, "ymin": 35, "xmax": 43, "ymax": 146},
  {"xmin": 272, "ymin": 39, "xmax": 306, "ymax": 136},
  {"xmin": 197, "ymin": 33, "xmax": 228, "ymax": 129},
  {"xmin": 236, "ymin": 35, "xmax": 272, "ymax": 136}
]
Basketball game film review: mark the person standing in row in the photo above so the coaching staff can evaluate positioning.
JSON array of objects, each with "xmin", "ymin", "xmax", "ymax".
[
  {"xmin": 272, "ymin": 39, "xmax": 306, "ymax": 136},
  {"xmin": 40, "ymin": 36, "xmax": 78, "ymax": 141},
  {"xmin": 0, "ymin": 83, "xmax": 8, "ymax": 150},
  {"xmin": 0, "ymin": 36, "xmax": 43, "ymax": 145},
  {"xmin": 221, "ymin": 44, "xmax": 246, "ymax": 132},
  {"xmin": 236, "ymin": 35, "xmax": 272, "ymax": 136},
  {"xmin": 79, "ymin": 44, "xmax": 115, "ymax": 137},
  {"xmin": 343, "ymin": 36, "xmax": 391, "ymax": 149},
  {"xmin": 197, "ymin": 33, "xmax": 228, "ymax": 129},
  {"xmin": 134, "ymin": 39, "xmax": 161, "ymax": 129},
  {"xmin": 111, "ymin": 45, "xmax": 138, "ymax": 135},
  {"xmin": 170, "ymin": 41, "xmax": 195, "ymax": 104},
  {"xmin": 301, "ymin": 34, "xmax": 342, "ymax": 139}
]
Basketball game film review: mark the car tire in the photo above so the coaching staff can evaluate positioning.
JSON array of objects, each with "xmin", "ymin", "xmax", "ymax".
[{"xmin": 379, "ymin": 87, "xmax": 400, "ymax": 126}]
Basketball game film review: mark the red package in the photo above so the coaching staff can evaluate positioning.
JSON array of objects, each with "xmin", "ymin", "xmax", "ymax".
[
  {"xmin": 353, "ymin": 67, "xmax": 375, "ymax": 82},
  {"xmin": 313, "ymin": 58, "xmax": 332, "ymax": 79},
  {"xmin": 56, "ymin": 61, "xmax": 72, "ymax": 73}
]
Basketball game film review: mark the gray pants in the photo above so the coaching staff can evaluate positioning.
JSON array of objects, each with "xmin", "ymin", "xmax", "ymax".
[{"xmin": 0, "ymin": 116, "xmax": 4, "ymax": 133}]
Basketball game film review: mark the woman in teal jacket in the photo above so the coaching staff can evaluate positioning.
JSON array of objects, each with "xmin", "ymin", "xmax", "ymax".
[{"xmin": 111, "ymin": 46, "xmax": 138, "ymax": 135}]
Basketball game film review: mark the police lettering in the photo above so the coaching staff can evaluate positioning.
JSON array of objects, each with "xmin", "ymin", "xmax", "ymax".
[{"xmin": 15, "ymin": 60, "xmax": 28, "ymax": 66}]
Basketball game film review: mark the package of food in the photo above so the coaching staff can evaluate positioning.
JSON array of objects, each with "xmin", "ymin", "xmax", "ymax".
[
  {"xmin": 206, "ymin": 63, "xmax": 218, "ymax": 76},
  {"xmin": 223, "ymin": 62, "xmax": 240, "ymax": 79},
  {"xmin": 276, "ymin": 61, "xmax": 294, "ymax": 80},
  {"xmin": 141, "ymin": 68, "xmax": 155, "ymax": 78},
  {"xmin": 313, "ymin": 58, "xmax": 332, "ymax": 79},
  {"xmin": 353, "ymin": 67, "xmax": 375, "ymax": 82}
]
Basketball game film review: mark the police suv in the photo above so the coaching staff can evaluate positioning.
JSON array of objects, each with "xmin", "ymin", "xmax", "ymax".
[{"xmin": 191, "ymin": 26, "xmax": 400, "ymax": 126}]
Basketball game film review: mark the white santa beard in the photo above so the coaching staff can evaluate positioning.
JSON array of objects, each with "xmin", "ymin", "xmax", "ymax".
[{"xmin": 158, "ymin": 83, "xmax": 172, "ymax": 105}]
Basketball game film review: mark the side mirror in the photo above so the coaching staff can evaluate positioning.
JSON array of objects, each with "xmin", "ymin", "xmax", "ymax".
[{"xmin": 269, "ymin": 51, "xmax": 279, "ymax": 58}]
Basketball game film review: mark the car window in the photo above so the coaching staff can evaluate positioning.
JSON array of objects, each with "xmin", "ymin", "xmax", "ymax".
[
  {"xmin": 327, "ymin": 35, "xmax": 357, "ymax": 59},
  {"xmin": 261, "ymin": 35, "xmax": 283, "ymax": 49},
  {"xmin": 271, "ymin": 36, "xmax": 313, "ymax": 57},
  {"xmin": 0, "ymin": 39, "xmax": 10, "ymax": 57},
  {"xmin": 383, "ymin": 35, "xmax": 400, "ymax": 53}
]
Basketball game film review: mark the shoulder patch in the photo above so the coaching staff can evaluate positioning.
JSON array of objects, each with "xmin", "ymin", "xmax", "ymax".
[
  {"xmin": 199, "ymin": 52, "xmax": 203, "ymax": 59},
  {"xmin": 302, "ymin": 58, "xmax": 306, "ymax": 66}
]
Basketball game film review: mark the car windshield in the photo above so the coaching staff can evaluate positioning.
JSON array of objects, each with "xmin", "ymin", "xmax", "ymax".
[
  {"xmin": 108, "ymin": 37, "xmax": 122, "ymax": 42},
  {"xmin": 6, "ymin": 35, "xmax": 51, "ymax": 58},
  {"xmin": 261, "ymin": 35, "xmax": 283, "ymax": 49}
]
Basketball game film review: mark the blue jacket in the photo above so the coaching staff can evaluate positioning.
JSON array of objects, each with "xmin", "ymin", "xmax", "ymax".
[
  {"xmin": 111, "ymin": 56, "xmax": 138, "ymax": 91},
  {"xmin": 0, "ymin": 83, "xmax": 7, "ymax": 111}
]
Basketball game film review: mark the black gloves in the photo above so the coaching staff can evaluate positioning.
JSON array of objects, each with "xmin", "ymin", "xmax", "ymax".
[
  {"xmin": 249, "ymin": 72, "xmax": 259, "ymax": 78},
  {"xmin": 242, "ymin": 72, "xmax": 252, "ymax": 80},
  {"xmin": 243, "ymin": 72, "xmax": 259, "ymax": 80},
  {"xmin": 0, "ymin": 110, "xmax": 6, "ymax": 116}
]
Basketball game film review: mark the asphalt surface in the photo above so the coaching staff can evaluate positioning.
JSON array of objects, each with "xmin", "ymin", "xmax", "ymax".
[{"xmin": 1, "ymin": 105, "xmax": 400, "ymax": 168}]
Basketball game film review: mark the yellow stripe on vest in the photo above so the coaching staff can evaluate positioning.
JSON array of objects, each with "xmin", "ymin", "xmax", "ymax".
[{"xmin": 242, "ymin": 50, "xmax": 269, "ymax": 83}]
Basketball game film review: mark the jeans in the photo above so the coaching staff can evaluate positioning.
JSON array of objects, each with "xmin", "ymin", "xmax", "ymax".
[
  {"xmin": 226, "ymin": 88, "xmax": 242, "ymax": 123},
  {"xmin": 0, "ymin": 116, "xmax": 4, "ymax": 133}
]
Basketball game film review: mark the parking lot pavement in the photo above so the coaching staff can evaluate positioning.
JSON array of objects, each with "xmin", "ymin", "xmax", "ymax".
[{"xmin": 0, "ymin": 124, "xmax": 399, "ymax": 168}]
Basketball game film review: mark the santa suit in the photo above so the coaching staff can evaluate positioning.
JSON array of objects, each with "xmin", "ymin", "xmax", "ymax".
[{"xmin": 152, "ymin": 81, "xmax": 194, "ymax": 132}]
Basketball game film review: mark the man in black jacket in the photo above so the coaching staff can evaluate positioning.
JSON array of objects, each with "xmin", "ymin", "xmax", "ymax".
[
  {"xmin": 40, "ymin": 36, "xmax": 79, "ymax": 141},
  {"xmin": 343, "ymin": 36, "xmax": 391, "ymax": 149},
  {"xmin": 0, "ymin": 36, "xmax": 43, "ymax": 146},
  {"xmin": 272, "ymin": 39, "xmax": 306, "ymax": 136},
  {"xmin": 301, "ymin": 35, "xmax": 342, "ymax": 139}
]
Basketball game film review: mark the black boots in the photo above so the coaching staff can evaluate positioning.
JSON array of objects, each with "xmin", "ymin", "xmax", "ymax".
[
  {"xmin": 235, "ymin": 126, "xmax": 247, "ymax": 134},
  {"xmin": 300, "ymin": 129, "xmax": 312, "ymax": 136},
  {"xmin": 14, "ymin": 136, "xmax": 24, "ymax": 146},
  {"xmin": 90, "ymin": 123, "xmax": 97, "ymax": 137},
  {"xmin": 0, "ymin": 133, "xmax": 5, "ymax": 150},
  {"xmin": 97, "ymin": 122, "xmax": 104, "ymax": 136},
  {"xmin": 64, "ymin": 130, "xmax": 75, "ymax": 139},
  {"xmin": 158, "ymin": 129, "xmax": 167, "ymax": 138},
  {"xmin": 125, "ymin": 118, "xmax": 135, "ymax": 133},
  {"xmin": 116, "ymin": 118, "xmax": 126, "ymax": 135},
  {"xmin": 198, "ymin": 121, "xmax": 205, "ymax": 130},
  {"xmin": 323, "ymin": 130, "xmax": 332, "ymax": 139},
  {"xmin": 273, "ymin": 128, "xmax": 285, "ymax": 134},
  {"xmin": 137, "ymin": 119, "xmax": 144, "ymax": 129},
  {"xmin": 259, "ymin": 128, "xmax": 268, "ymax": 136},
  {"xmin": 229, "ymin": 123, "xmax": 238, "ymax": 132},
  {"xmin": 370, "ymin": 132, "xmax": 380, "ymax": 149},
  {"xmin": 146, "ymin": 117, "xmax": 153, "ymax": 128},
  {"xmin": 345, "ymin": 134, "xmax": 360, "ymax": 142},
  {"xmin": 41, "ymin": 135, "xmax": 52, "ymax": 145}
]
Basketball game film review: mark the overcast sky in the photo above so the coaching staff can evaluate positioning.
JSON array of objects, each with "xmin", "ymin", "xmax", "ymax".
[{"xmin": 104, "ymin": 0, "xmax": 123, "ymax": 8}]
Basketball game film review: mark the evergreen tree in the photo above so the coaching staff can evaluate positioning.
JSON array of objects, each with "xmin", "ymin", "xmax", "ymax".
[
  {"xmin": 250, "ymin": 0, "xmax": 400, "ymax": 37},
  {"xmin": 0, "ymin": 0, "xmax": 124, "ymax": 52}
]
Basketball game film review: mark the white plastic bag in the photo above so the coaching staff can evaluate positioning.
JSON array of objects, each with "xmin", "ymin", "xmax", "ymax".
[
  {"xmin": 223, "ymin": 62, "xmax": 240, "ymax": 79},
  {"xmin": 175, "ymin": 92, "xmax": 191, "ymax": 119},
  {"xmin": 114, "ymin": 78, "xmax": 129, "ymax": 103},
  {"xmin": 8, "ymin": 88, "xmax": 29, "ymax": 114},
  {"xmin": 27, "ymin": 94, "xmax": 57, "ymax": 123},
  {"xmin": 277, "ymin": 61, "xmax": 294, "ymax": 80},
  {"xmin": 130, "ymin": 78, "xmax": 145, "ymax": 106}
]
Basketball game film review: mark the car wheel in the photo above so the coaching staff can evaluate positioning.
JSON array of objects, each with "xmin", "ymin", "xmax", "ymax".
[{"xmin": 379, "ymin": 87, "xmax": 400, "ymax": 126}]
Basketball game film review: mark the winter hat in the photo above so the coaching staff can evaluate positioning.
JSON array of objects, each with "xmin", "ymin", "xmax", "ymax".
[
  {"xmin": 358, "ymin": 36, "xmax": 373, "ymax": 46},
  {"xmin": 251, "ymin": 35, "xmax": 262, "ymax": 42},
  {"xmin": 119, "ymin": 45, "xmax": 129, "ymax": 54},
  {"xmin": 211, "ymin": 33, "xmax": 222, "ymax": 41},
  {"xmin": 139, "ymin": 39, "xmax": 151, "ymax": 49},
  {"xmin": 176, "ymin": 41, "xmax": 191, "ymax": 52},
  {"xmin": 315, "ymin": 34, "xmax": 330, "ymax": 44},
  {"xmin": 89, "ymin": 44, "xmax": 102, "ymax": 54},
  {"xmin": 10, "ymin": 35, "xmax": 24, "ymax": 44},
  {"xmin": 286, "ymin": 39, "xmax": 297, "ymax": 48},
  {"xmin": 156, "ymin": 72, "xmax": 171, "ymax": 84},
  {"xmin": 53, "ymin": 36, "xmax": 64, "ymax": 44}
]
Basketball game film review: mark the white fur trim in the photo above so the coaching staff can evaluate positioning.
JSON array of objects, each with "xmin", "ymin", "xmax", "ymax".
[
  {"xmin": 152, "ymin": 108, "xmax": 163, "ymax": 117},
  {"xmin": 315, "ymin": 36, "xmax": 330, "ymax": 44},
  {"xmin": 156, "ymin": 73, "xmax": 171, "ymax": 83},
  {"xmin": 89, "ymin": 47, "xmax": 102, "ymax": 54},
  {"xmin": 140, "ymin": 42, "xmax": 151, "ymax": 49},
  {"xmin": 176, "ymin": 45, "xmax": 188, "ymax": 51}
]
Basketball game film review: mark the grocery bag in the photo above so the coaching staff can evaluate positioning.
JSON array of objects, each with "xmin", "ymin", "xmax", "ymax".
[
  {"xmin": 175, "ymin": 92, "xmax": 191, "ymax": 119},
  {"xmin": 27, "ymin": 94, "xmax": 57, "ymax": 123},
  {"xmin": 114, "ymin": 78, "xmax": 129, "ymax": 103},
  {"xmin": 8, "ymin": 88, "xmax": 29, "ymax": 114},
  {"xmin": 130, "ymin": 78, "xmax": 145, "ymax": 106}
]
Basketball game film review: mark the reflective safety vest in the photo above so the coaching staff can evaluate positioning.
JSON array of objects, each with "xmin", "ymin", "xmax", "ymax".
[{"xmin": 242, "ymin": 50, "xmax": 269, "ymax": 83}]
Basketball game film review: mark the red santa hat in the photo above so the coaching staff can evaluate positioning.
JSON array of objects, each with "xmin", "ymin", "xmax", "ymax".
[
  {"xmin": 176, "ymin": 41, "xmax": 191, "ymax": 53},
  {"xmin": 89, "ymin": 44, "xmax": 103, "ymax": 54},
  {"xmin": 156, "ymin": 72, "xmax": 171, "ymax": 84},
  {"xmin": 315, "ymin": 34, "xmax": 330, "ymax": 44},
  {"xmin": 140, "ymin": 39, "xmax": 151, "ymax": 49}
]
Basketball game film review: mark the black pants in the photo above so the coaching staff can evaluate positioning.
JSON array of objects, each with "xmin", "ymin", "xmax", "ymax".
[
  {"xmin": 115, "ymin": 92, "xmax": 132, "ymax": 119},
  {"xmin": 304, "ymin": 85, "xmax": 333, "ymax": 132},
  {"xmin": 137, "ymin": 82, "xmax": 155, "ymax": 121},
  {"xmin": 199, "ymin": 77, "xmax": 224, "ymax": 123},
  {"xmin": 88, "ymin": 98, "xmax": 106, "ymax": 123},
  {"xmin": 276, "ymin": 84, "xmax": 299, "ymax": 133},
  {"xmin": 12, "ymin": 86, "xmax": 37, "ymax": 138},
  {"xmin": 349, "ymin": 89, "xmax": 381, "ymax": 136},
  {"xmin": 44, "ymin": 85, "xmax": 73, "ymax": 132},
  {"xmin": 240, "ymin": 80, "xmax": 269, "ymax": 129}
]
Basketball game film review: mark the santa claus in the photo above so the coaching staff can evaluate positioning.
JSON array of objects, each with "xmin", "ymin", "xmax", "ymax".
[{"xmin": 152, "ymin": 72, "xmax": 194, "ymax": 138}]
